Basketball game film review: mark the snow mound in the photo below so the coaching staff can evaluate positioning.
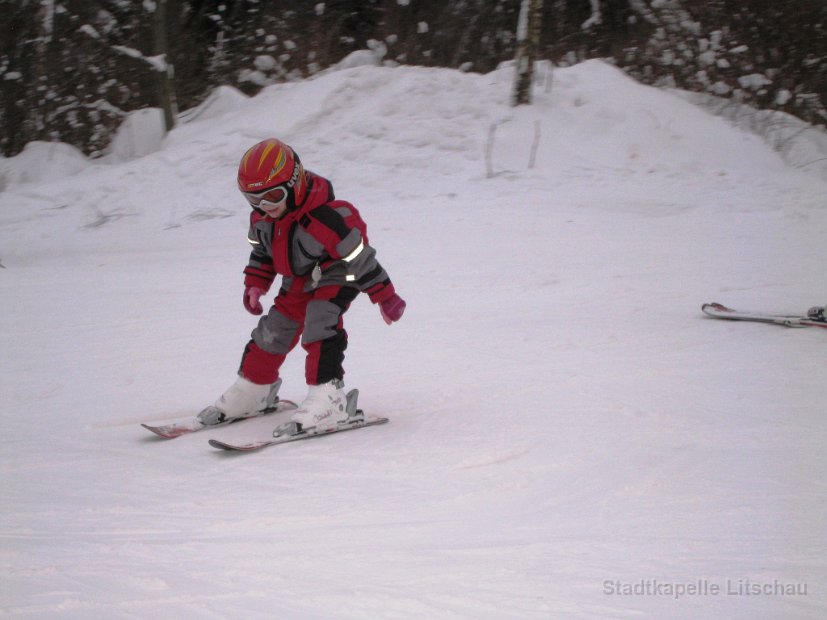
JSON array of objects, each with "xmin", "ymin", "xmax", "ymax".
[
  {"xmin": 0, "ymin": 141, "xmax": 89, "ymax": 190},
  {"xmin": 105, "ymin": 108, "xmax": 166, "ymax": 163},
  {"xmin": 177, "ymin": 85, "xmax": 250, "ymax": 124},
  {"xmin": 334, "ymin": 49, "xmax": 384, "ymax": 69}
]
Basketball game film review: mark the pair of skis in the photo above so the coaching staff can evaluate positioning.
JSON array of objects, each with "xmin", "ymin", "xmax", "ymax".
[
  {"xmin": 142, "ymin": 399, "xmax": 388, "ymax": 451},
  {"xmin": 701, "ymin": 303, "xmax": 827, "ymax": 329}
]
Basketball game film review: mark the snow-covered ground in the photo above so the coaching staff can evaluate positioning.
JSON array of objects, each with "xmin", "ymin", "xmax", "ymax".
[{"xmin": 1, "ymin": 60, "xmax": 826, "ymax": 619}]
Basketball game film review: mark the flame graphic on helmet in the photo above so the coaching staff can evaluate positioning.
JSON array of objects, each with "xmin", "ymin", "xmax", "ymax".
[{"xmin": 266, "ymin": 148, "xmax": 287, "ymax": 183}]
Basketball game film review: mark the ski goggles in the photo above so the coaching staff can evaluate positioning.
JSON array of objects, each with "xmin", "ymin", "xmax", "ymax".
[{"xmin": 242, "ymin": 184, "xmax": 289, "ymax": 210}]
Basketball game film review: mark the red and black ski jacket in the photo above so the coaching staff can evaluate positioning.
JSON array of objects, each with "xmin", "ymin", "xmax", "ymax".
[{"xmin": 242, "ymin": 171, "xmax": 396, "ymax": 304}]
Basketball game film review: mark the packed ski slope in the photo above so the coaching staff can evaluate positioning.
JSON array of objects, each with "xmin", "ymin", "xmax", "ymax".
[{"xmin": 1, "ymin": 59, "xmax": 826, "ymax": 619}]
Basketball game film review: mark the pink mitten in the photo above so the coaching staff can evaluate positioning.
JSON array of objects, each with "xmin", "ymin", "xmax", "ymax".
[
  {"xmin": 243, "ymin": 286, "xmax": 265, "ymax": 315},
  {"xmin": 379, "ymin": 293, "xmax": 406, "ymax": 325}
]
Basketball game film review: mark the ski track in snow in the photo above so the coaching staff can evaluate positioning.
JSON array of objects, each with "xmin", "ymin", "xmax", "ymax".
[{"xmin": 1, "ymin": 60, "xmax": 826, "ymax": 619}]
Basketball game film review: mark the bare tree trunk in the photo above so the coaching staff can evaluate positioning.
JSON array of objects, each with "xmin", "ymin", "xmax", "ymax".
[
  {"xmin": 152, "ymin": 0, "xmax": 177, "ymax": 132},
  {"xmin": 512, "ymin": 0, "xmax": 543, "ymax": 106}
]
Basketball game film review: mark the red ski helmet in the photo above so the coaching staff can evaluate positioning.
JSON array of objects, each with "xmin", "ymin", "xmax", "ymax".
[{"xmin": 237, "ymin": 138, "xmax": 307, "ymax": 212}]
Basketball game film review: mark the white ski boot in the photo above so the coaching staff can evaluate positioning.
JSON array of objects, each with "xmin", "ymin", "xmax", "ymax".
[
  {"xmin": 288, "ymin": 380, "xmax": 352, "ymax": 432},
  {"xmin": 197, "ymin": 376, "xmax": 282, "ymax": 426}
]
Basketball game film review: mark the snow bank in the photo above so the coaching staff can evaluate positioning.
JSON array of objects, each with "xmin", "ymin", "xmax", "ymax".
[
  {"xmin": 105, "ymin": 108, "xmax": 166, "ymax": 162},
  {"xmin": 0, "ymin": 141, "xmax": 89, "ymax": 190},
  {"xmin": 177, "ymin": 85, "xmax": 250, "ymax": 124}
]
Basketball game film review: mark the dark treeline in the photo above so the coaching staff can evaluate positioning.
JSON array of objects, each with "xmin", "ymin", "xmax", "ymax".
[{"xmin": 2, "ymin": 0, "xmax": 825, "ymax": 158}]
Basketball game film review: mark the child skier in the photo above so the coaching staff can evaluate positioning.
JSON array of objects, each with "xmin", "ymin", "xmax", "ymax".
[{"xmin": 198, "ymin": 138, "xmax": 405, "ymax": 434}]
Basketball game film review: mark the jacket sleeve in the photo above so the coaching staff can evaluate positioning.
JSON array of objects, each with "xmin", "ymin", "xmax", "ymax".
[
  {"xmin": 242, "ymin": 213, "xmax": 276, "ymax": 291},
  {"xmin": 300, "ymin": 204, "xmax": 396, "ymax": 303},
  {"xmin": 343, "ymin": 241, "xmax": 397, "ymax": 303}
]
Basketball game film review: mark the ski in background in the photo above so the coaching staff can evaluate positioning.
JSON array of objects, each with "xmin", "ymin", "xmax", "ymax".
[{"xmin": 701, "ymin": 303, "xmax": 827, "ymax": 329}]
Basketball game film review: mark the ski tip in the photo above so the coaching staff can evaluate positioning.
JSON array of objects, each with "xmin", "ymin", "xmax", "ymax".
[
  {"xmin": 141, "ymin": 424, "xmax": 178, "ymax": 439},
  {"xmin": 208, "ymin": 438, "xmax": 266, "ymax": 451},
  {"xmin": 209, "ymin": 439, "xmax": 245, "ymax": 451},
  {"xmin": 702, "ymin": 302, "xmax": 731, "ymax": 312},
  {"xmin": 701, "ymin": 302, "xmax": 736, "ymax": 318}
]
